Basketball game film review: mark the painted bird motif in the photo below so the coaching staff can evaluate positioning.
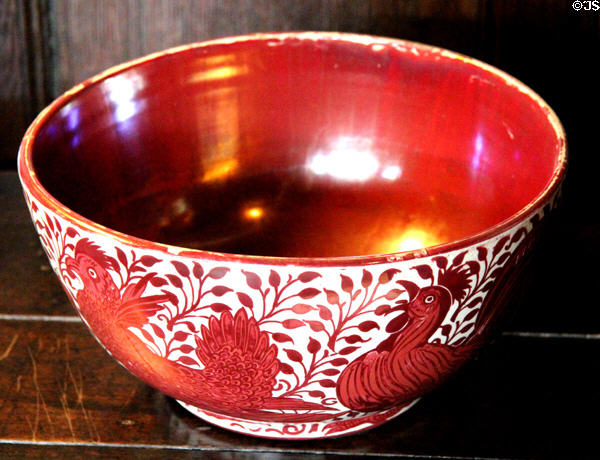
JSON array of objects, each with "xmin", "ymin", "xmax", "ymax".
[
  {"xmin": 64, "ymin": 239, "xmax": 168, "ymax": 332},
  {"xmin": 336, "ymin": 285, "xmax": 472, "ymax": 412},
  {"xmin": 63, "ymin": 239, "xmax": 332, "ymax": 421}
]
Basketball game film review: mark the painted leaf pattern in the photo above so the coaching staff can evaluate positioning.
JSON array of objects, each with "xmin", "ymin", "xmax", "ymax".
[{"xmin": 23, "ymin": 188, "xmax": 556, "ymax": 438}]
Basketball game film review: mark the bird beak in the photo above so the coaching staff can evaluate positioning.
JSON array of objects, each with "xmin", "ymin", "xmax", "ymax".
[
  {"xmin": 396, "ymin": 280, "xmax": 419, "ymax": 302},
  {"xmin": 63, "ymin": 256, "xmax": 79, "ymax": 277}
]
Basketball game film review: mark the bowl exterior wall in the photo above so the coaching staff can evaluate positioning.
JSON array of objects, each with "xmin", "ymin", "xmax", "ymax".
[{"xmin": 20, "ymin": 186, "xmax": 557, "ymax": 438}]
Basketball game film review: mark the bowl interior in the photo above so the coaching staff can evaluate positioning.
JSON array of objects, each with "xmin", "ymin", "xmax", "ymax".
[{"xmin": 29, "ymin": 36, "xmax": 562, "ymax": 258}]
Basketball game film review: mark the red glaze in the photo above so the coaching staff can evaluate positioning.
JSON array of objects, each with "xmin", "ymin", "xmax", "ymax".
[
  {"xmin": 26, "ymin": 34, "xmax": 562, "ymax": 259},
  {"xmin": 18, "ymin": 33, "xmax": 566, "ymax": 439}
]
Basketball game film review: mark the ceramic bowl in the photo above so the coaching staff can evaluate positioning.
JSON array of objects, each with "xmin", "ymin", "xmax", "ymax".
[{"xmin": 18, "ymin": 32, "xmax": 566, "ymax": 439}]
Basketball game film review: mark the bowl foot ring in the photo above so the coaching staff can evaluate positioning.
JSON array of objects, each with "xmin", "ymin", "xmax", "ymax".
[{"xmin": 176, "ymin": 398, "xmax": 420, "ymax": 439}]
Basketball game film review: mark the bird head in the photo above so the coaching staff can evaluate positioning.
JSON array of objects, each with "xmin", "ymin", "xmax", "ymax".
[
  {"xmin": 64, "ymin": 239, "xmax": 118, "ymax": 297},
  {"xmin": 407, "ymin": 285, "xmax": 452, "ymax": 320}
]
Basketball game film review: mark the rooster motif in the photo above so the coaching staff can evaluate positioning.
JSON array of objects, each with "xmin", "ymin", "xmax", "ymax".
[
  {"xmin": 336, "ymin": 285, "xmax": 472, "ymax": 411},
  {"xmin": 63, "ymin": 239, "xmax": 332, "ymax": 420},
  {"xmin": 64, "ymin": 239, "xmax": 168, "ymax": 332}
]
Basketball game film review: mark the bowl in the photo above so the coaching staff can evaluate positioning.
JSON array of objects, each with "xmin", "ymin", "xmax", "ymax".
[{"xmin": 18, "ymin": 32, "xmax": 566, "ymax": 439}]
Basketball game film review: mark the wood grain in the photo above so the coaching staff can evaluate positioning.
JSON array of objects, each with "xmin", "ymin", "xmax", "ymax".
[
  {"xmin": 0, "ymin": 172, "xmax": 73, "ymax": 316},
  {"xmin": 50, "ymin": 0, "xmax": 485, "ymax": 94},
  {"xmin": 0, "ymin": 319, "xmax": 165, "ymax": 443},
  {"xmin": 0, "ymin": 1, "xmax": 30, "ymax": 167},
  {"xmin": 0, "ymin": 446, "xmax": 373, "ymax": 460}
]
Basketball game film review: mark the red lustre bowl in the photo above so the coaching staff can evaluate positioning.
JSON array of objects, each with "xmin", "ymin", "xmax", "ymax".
[{"xmin": 18, "ymin": 32, "xmax": 566, "ymax": 439}]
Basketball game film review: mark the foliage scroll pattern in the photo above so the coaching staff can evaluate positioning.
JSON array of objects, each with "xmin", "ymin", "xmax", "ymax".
[{"xmin": 24, "ymin": 191, "xmax": 544, "ymax": 438}]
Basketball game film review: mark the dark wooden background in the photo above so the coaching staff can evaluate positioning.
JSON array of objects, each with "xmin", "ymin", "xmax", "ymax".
[{"xmin": 1, "ymin": 1, "xmax": 600, "ymax": 457}]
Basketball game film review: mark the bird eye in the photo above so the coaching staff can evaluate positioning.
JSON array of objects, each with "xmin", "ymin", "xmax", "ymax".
[
  {"xmin": 88, "ymin": 268, "xmax": 97, "ymax": 279},
  {"xmin": 424, "ymin": 295, "xmax": 435, "ymax": 304}
]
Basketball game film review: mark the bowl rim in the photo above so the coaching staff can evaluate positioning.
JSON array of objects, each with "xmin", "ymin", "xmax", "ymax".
[{"xmin": 17, "ymin": 31, "xmax": 567, "ymax": 267}]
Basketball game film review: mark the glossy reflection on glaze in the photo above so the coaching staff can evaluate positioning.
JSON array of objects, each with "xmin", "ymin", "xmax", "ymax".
[{"xmin": 31, "ymin": 37, "xmax": 560, "ymax": 257}]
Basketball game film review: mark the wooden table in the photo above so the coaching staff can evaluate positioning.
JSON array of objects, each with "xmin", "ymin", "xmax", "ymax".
[{"xmin": 1, "ymin": 170, "xmax": 598, "ymax": 459}]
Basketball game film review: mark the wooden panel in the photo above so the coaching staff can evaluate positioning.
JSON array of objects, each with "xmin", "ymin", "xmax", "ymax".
[
  {"xmin": 361, "ymin": 0, "xmax": 485, "ymax": 55},
  {"xmin": 51, "ymin": 0, "xmax": 485, "ymax": 93},
  {"xmin": 0, "ymin": 1, "xmax": 30, "ymax": 167},
  {"xmin": 489, "ymin": 0, "xmax": 599, "ymax": 213},
  {"xmin": 0, "ymin": 172, "xmax": 73, "ymax": 316},
  {"xmin": 0, "ymin": 319, "xmax": 181, "ymax": 444},
  {"xmin": 485, "ymin": 3, "xmax": 600, "ymax": 336},
  {"xmin": 0, "ymin": 446, "xmax": 362, "ymax": 460},
  {"xmin": 0, "ymin": 0, "xmax": 52, "ymax": 168}
]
